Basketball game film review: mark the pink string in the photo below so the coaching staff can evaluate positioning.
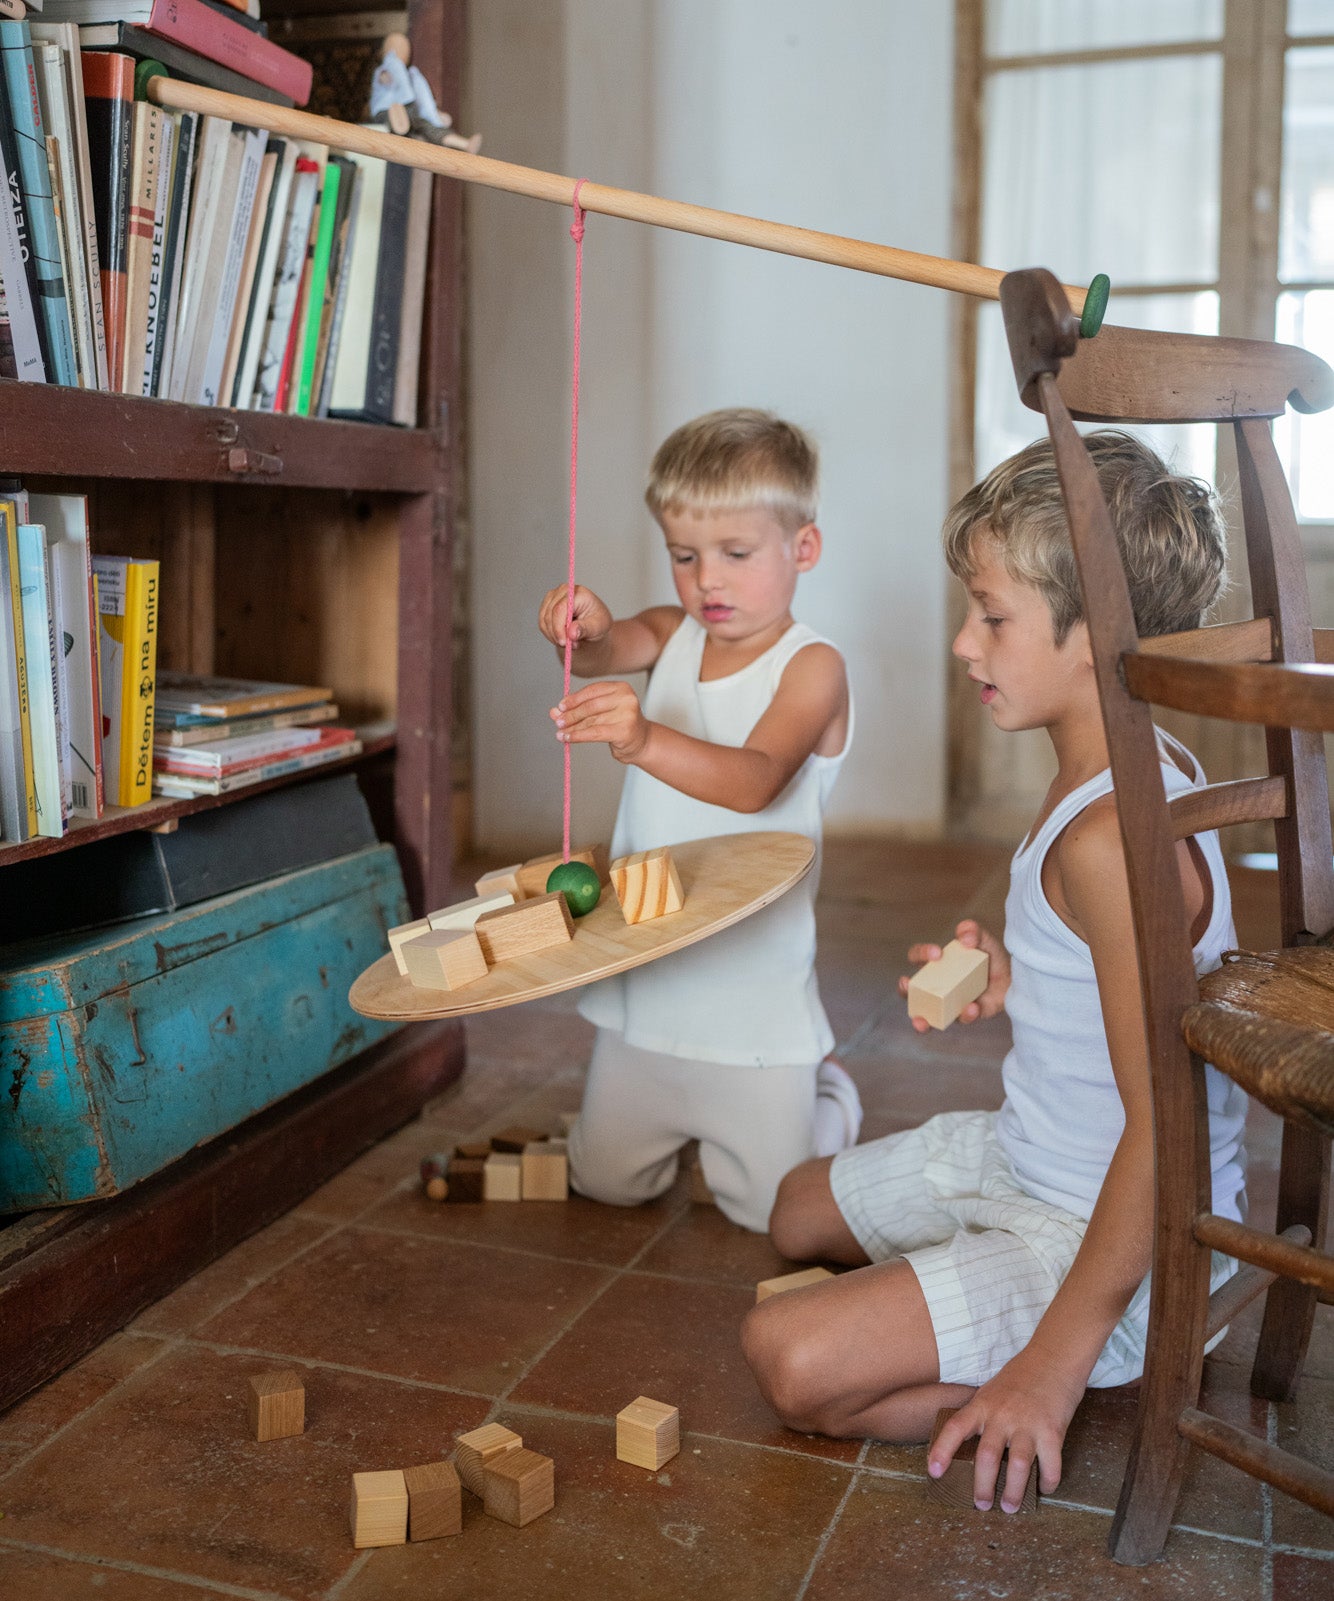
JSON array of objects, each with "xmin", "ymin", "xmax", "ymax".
[{"xmin": 562, "ymin": 179, "xmax": 587, "ymax": 864}]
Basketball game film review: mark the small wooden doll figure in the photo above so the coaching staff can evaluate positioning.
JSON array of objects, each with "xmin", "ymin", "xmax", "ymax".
[{"xmin": 369, "ymin": 33, "xmax": 482, "ymax": 153}]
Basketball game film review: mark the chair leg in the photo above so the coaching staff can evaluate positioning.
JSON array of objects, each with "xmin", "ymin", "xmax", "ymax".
[{"xmin": 1252, "ymin": 1122, "xmax": 1329, "ymax": 1402}]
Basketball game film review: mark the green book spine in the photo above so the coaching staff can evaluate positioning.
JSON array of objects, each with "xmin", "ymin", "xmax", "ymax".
[{"xmin": 294, "ymin": 156, "xmax": 340, "ymax": 417}]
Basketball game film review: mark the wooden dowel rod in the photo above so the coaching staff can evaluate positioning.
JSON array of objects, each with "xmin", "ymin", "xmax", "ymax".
[{"xmin": 145, "ymin": 75, "xmax": 1089, "ymax": 311}]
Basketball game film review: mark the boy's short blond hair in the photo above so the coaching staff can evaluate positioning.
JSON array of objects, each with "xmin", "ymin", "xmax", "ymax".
[
  {"xmin": 943, "ymin": 430, "xmax": 1226, "ymax": 643},
  {"xmin": 646, "ymin": 408, "xmax": 818, "ymax": 531}
]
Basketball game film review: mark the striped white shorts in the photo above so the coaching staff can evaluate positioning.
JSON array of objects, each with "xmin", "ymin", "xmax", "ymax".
[{"xmin": 830, "ymin": 1109, "xmax": 1235, "ymax": 1389}]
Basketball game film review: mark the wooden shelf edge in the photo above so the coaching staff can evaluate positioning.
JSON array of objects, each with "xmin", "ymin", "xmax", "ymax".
[
  {"xmin": 0, "ymin": 729, "xmax": 396, "ymax": 868},
  {"xmin": 0, "ymin": 382, "xmax": 443, "ymax": 492}
]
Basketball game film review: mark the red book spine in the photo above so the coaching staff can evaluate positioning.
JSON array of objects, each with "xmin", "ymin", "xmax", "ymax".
[{"xmin": 146, "ymin": 0, "xmax": 313, "ymax": 104}]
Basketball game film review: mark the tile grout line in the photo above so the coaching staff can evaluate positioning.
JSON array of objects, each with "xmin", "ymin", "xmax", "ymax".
[
  {"xmin": 791, "ymin": 1437, "xmax": 871, "ymax": 1600},
  {"xmin": 0, "ymin": 1535, "xmax": 290, "ymax": 1600},
  {"xmin": 1262, "ymin": 1400, "xmax": 1276, "ymax": 1601},
  {"xmin": 323, "ymin": 1549, "xmax": 375, "ymax": 1601}
]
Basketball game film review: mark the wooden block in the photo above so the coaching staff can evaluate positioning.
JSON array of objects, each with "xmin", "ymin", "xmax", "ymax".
[
  {"xmin": 455, "ymin": 1423, "xmax": 523, "ymax": 1496},
  {"xmin": 514, "ymin": 843, "xmax": 609, "ymax": 900},
  {"xmin": 609, "ymin": 846, "xmax": 684, "ymax": 924},
  {"xmin": 926, "ymin": 1407, "xmax": 1037, "ymax": 1513},
  {"xmin": 474, "ymin": 892, "xmax": 574, "ymax": 963},
  {"xmin": 906, "ymin": 939, "xmax": 989, "ymax": 1030},
  {"xmin": 522, "ymin": 1139, "xmax": 568, "ymax": 1201},
  {"xmin": 475, "ymin": 863, "xmax": 523, "ymax": 900},
  {"xmin": 401, "ymin": 928, "xmax": 488, "ymax": 992},
  {"xmin": 404, "ymin": 1459, "xmax": 462, "ymax": 1540},
  {"xmin": 484, "ymin": 1151, "xmax": 523, "ymax": 1201},
  {"xmin": 387, "ymin": 916, "xmax": 432, "ymax": 976},
  {"xmin": 490, "ymin": 1125, "xmax": 549, "ymax": 1154},
  {"xmin": 616, "ymin": 1396, "xmax": 680, "ymax": 1469},
  {"xmin": 556, "ymin": 1110, "xmax": 578, "ymax": 1136},
  {"xmin": 427, "ymin": 890, "xmax": 515, "ymax": 931},
  {"xmin": 688, "ymin": 1157, "xmax": 715, "ymax": 1206},
  {"xmin": 455, "ymin": 1141, "xmax": 492, "ymax": 1160},
  {"xmin": 350, "ymin": 1468, "xmax": 408, "ymax": 1547},
  {"xmin": 444, "ymin": 1155, "xmax": 485, "ymax": 1202},
  {"xmin": 247, "ymin": 1370, "xmax": 304, "ymax": 1441},
  {"xmin": 755, "ymin": 1266, "xmax": 835, "ymax": 1303},
  {"xmin": 483, "ymin": 1446, "xmax": 555, "ymax": 1527}
]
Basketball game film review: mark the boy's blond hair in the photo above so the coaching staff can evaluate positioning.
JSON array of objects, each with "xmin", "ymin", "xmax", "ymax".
[
  {"xmin": 646, "ymin": 408, "xmax": 818, "ymax": 531},
  {"xmin": 943, "ymin": 431, "xmax": 1226, "ymax": 643}
]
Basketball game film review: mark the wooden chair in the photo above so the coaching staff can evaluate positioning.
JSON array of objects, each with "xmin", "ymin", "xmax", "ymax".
[{"xmin": 997, "ymin": 268, "xmax": 1334, "ymax": 1565}]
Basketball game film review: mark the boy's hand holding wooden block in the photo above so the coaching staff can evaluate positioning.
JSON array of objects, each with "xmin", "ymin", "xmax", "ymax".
[
  {"xmin": 609, "ymin": 846, "xmax": 684, "ymax": 924},
  {"xmin": 454, "ymin": 1422, "xmax": 523, "ymax": 1496},
  {"xmin": 483, "ymin": 1446, "xmax": 555, "ymax": 1526},
  {"xmin": 247, "ymin": 1370, "xmax": 305, "ymax": 1440},
  {"xmin": 474, "ymin": 891, "xmax": 574, "ymax": 963},
  {"xmin": 926, "ymin": 1407, "xmax": 1037, "ymax": 1514},
  {"xmin": 906, "ymin": 939, "xmax": 989, "ymax": 1030},
  {"xmin": 616, "ymin": 1396, "xmax": 680, "ymax": 1469},
  {"xmin": 401, "ymin": 928, "xmax": 488, "ymax": 992},
  {"xmin": 755, "ymin": 1266, "xmax": 834, "ymax": 1303}
]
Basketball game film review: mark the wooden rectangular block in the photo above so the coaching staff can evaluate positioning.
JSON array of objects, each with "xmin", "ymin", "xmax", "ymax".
[
  {"xmin": 474, "ymin": 892, "xmax": 574, "ymax": 964},
  {"xmin": 514, "ymin": 843, "xmax": 609, "ymax": 900},
  {"xmin": 247, "ymin": 1370, "xmax": 305, "ymax": 1441},
  {"xmin": 483, "ymin": 1446, "xmax": 555, "ymax": 1527},
  {"xmin": 444, "ymin": 1156, "xmax": 485, "ymax": 1202},
  {"xmin": 609, "ymin": 846, "xmax": 684, "ymax": 924},
  {"xmin": 455, "ymin": 1423, "xmax": 523, "ymax": 1497},
  {"xmin": 401, "ymin": 928, "xmax": 488, "ymax": 992},
  {"xmin": 427, "ymin": 890, "xmax": 515, "ymax": 931},
  {"xmin": 522, "ymin": 1139, "xmax": 568, "ymax": 1201},
  {"xmin": 404, "ymin": 1459, "xmax": 462, "ymax": 1540},
  {"xmin": 926, "ymin": 1407, "xmax": 1037, "ymax": 1513},
  {"xmin": 350, "ymin": 1468, "xmax": 408, "ymax": 1547},
  {"xmin": 387, "ymin": 916, "xmax": 432, "ymax": 976},
  {"xmin": 490, "ymin": 1125, "xmax": 549, "ymax": 1154},
  {"xmin": 484, "ymin": 1151, "xmax": 523, "ymax": 1201},
  {"xmin": 755, "ymin": 1266, "xmax": 835, "ymax": 1303},
  {"xmin": 688, "ymin": 1158, "xmax": 714, "ymax": 1207},
  {"xmin": 616, "ymin": 1396, "xmax": 680, "ymax": 1469},
  {"xmin": 455, "ymin": 1141, "xmax": 492, "ymax": 1161},
  {"xmin": 475, "ymin": 863, "xmax": 523, "ymax": 900},
  {"xmin": 906, "ymin": 939, "xmax": 989, "ymax": 1030}
]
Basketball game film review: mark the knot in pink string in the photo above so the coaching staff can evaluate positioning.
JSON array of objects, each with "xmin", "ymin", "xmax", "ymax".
[
  {"xmin": 561, "ymin": 179, "xmax": 589, "ymax": 863},
  {"xmin": 569, "ymin": 177, "xmax": 587, "ymax": 242}
]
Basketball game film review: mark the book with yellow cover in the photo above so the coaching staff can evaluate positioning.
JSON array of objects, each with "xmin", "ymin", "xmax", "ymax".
[{"xmin": 91, "ymin": 553, "xmax": 159, "ymax": 806}]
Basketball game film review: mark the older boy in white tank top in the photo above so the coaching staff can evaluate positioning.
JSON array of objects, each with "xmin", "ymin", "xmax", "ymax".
[
  {"xmin": 742, "ymin": 432, "xmax": 1247, "ymax": 1515},
  {"xmin": 536, "ymin": 409, "xmax": 860, "ymax": 1233}
]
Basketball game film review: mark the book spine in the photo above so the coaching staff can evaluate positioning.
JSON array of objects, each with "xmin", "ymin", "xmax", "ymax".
[
  {"xmin": 293, "ymin": 151, "xmax": 338, "ymax": 416},
  {"xmin": 43, "ymin": 132, "xmax": 80, "ymax": 387},
  {"xmin": 45, "ymin": 529, "xmax": 74, "ymax": 817},
  {"xmin": 80, "ymin": 47, "xmax": 131, "ymax": 394},
  {"xmin": 151, "ymin": 104, "xmax": 191, "ymax": 396},
  {"xmin": 392, "ymin": 165, "xmax": 431, "ymax": 427},
  {"xmin": 154, "ymin": 736, "xmax": 361, "ymax": 796},
  {"xmin": 59, "ymin": 23, "xmax": 109, "ymax": 387},
  {"xmin": 251, "ymin": 152, "xmax": 315, "ymax": 411},
  {"xmin": 231, "ymin": 134, "xmax": 289, "ymax": 407},
  {"xmin": 138, "ymin": 103, "xmax": 170, "ymax": 392},
  {"xmin": 0, "ymin": 499, "xmax": 37, "ymax": 836},
  {"xmin": 315, "ymin": 161, "xmax": 358, "ymax": 418},
  {"xmin": 16, "ymin": 521, "xmax": 62, "ymax": 835},
  {"xmin": 0, "ymin": 71, "xmax": 47, "ymax": 378},
  {"xmin": 196, "ymin": 120, "xmax": 263, "ymax": 407},
  {"xmin": 155, "ymin": 701, "xmax": 336, "ymax": 746},
  {"xmin": 363, "ymin": 156, "xmax": 410, "ymax": 423},
  {"xmin": 118, "ymin": 94, "xmax": 159, "ymax": 389},
  {"xmin": 0, "ymin": 281, "xmax": 14, "ymax": 378},
  {"xmin": 143, "ymin": 0, "xmax": 311, "ymax": 104},
  {"xmin": 33, "ymin": 43, "xmax": 96, "ymax": 387},
  {"xmin": 113, "ymin": 556, "xmax": 157, "ymax": 806}
]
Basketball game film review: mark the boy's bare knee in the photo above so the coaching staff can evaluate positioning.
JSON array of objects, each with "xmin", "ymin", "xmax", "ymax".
[
  {"xmin": 741, "ymin": 1302, "xmax": 839, "ymax": 1432},
  {"xmin": 768, "ymin": 1160, "xmax": 830, "ymax": 1260}
]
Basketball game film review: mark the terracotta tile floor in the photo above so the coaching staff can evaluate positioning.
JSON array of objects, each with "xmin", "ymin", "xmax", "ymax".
[{"xmin": 0, "ymin": 841, "xmax": 1330, "ymax": 1599}]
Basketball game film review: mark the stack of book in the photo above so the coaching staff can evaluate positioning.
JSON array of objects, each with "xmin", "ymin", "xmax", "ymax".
[
  {"xmin": 0, "ymin": 479, "xmax": 159, "ymax": 840},
  {"xmin": 0, "ymin": 10, "xmax": 429, "ymax": 423},
  {"xmin": 152, "ymin": 673, "xmax": 360, "ymax": 796}
]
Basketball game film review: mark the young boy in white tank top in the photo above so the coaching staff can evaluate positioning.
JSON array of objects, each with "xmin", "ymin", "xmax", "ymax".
[
  {"xmin": 536, "ymin": 408, "xmax": 861, "ymax": 1233},
  {"xmin": 742, "ymin": 432, "xmax": 1248, "ymax": 1513}
]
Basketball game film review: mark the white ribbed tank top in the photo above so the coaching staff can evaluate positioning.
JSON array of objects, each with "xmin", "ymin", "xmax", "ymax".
[
  {"xmin": 579, "ymin": 615, "xmax": 852, "ymax": 1066},
  {"xmin": 995, "ymin": 731, "xmax": 1247, "ymax": 1223}
]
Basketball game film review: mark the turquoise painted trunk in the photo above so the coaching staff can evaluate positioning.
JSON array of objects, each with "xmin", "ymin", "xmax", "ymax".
[{"xmin": 0, "ymin": 844, "xmax": 407, "ymax": 1211}]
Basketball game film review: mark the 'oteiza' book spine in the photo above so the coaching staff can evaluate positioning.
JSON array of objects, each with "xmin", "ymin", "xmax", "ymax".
[
  {"xmin": 80, "ymin": 48, "xmax": 132, "ymax": 394},
  {"xmin": 0, "ymin": 56, "xmax": 48, "ymax": 379}
]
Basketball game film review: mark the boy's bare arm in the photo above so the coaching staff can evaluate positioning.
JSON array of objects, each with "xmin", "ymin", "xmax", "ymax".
[
  {"xmin": 538, "ymin": 582, "xmax": 682, "ymax": 676},
  {"xmin": 553, "ymin": 643, "xmax": 848, "ymax": 812}
]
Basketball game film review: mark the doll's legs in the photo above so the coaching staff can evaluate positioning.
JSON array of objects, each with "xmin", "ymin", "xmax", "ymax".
[{"xmin": 689, "ymin": 1060, "xmax": 818, "ymax": 1234}]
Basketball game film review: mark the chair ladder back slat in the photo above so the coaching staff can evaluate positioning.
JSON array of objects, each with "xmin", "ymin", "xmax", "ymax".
[
  {"xmin": 1168, "ymin": 776, "xmax": 1289, "ymax": 840},
  {"xmin": 1137, "ymin": 619, "xmax": 1273, "ymax": 664}
]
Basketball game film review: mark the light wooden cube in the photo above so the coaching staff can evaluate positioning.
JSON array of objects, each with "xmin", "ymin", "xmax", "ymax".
[
  {"xmin": 514, "ymin": 843, "xmax": 609, "ymax": 900},
  {"xmin": 455, "ymin": 1423, "xmax": 523, "ymax": 1497},
  {"xmin": 350, "ymin": 1468, "xmax": 408, "ymax": 1548},
  {"xmin": 474, "ymin": 892, "xmax": 574, "ymax": 963},
  {"xmin": 427, "ymin": 890, "xmax": 515, "ymax": 931},
  {"xmin": 906, "ymin": 939, "xmax": 989, "ymax": 1030},
  {"xmin": 522, "ymin": 1139, "xmax": 568, "ymax": 1201},
  {"xmin": 475, "ymin": 863, "xmax": 523, "ymax": 900},
  {"xmin": 483, "ymin": 1446, "xmax": 555, "ymax": 1527},
  {"xmin": 247, "ymin": 1370, "xmax": 304, "ymax": 1441},
  {"xmin": 926, "ymin": 1407, "xmax": 1037, "ymax": 1513},
  {"xmin": 609, "ymin": 846, "xmax": 684, "ymax": 924},
  {"xmin": 401, "ymin": 928, "xmax": 488, "ymax": 992},
  {"xmin": 616, "ymin": 1396, "xmax": 679, "ymax": 1469},
  {"xmin": 484, "ymin": 1151, "xmax": 523, "ymax": 1201},
  {"xmin": 387, "ymin": 916, "xmax": 432, "ymax": 975},
  {"xmin": 405, "ymin": 1459, "xmax": 462, "ymax": 1540},
  {"xmin": 755, "ymin": 1266, "xmax": 835, "ymax": 1303}
]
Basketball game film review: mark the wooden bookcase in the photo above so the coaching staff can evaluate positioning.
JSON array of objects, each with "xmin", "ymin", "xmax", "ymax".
[{"xmin": 0, "ymin": 0, "xmax": 468, "ymax": 1411}]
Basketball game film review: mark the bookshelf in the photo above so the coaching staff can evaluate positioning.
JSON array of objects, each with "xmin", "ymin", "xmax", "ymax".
[{"xmin": 0, "ymin": 0, "xmax": 468, "ymax": 1412}]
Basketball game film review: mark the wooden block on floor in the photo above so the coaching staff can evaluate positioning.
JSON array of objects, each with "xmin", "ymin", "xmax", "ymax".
[
  {"xmin": 522, "ymin": 1139, "xmax": 568, "ymax": 1201},
  {"xmin": 616, "ymin": 1396, "xmax": 680, "ymax": 1469},
  {"xmin": 490, "ymin": 1125, "xmax": 549, "ymax": 1154},
  {"xmin": 445, "ymin": 1156, "xmax": 485, "ymax": 1202},
  {"xmin": 404, "ymin": 1459, "xmax": 462, "ymax": 1540},
  {"xmin": 514, "ymin": 843, "xmax": 609, "ymax": 900},
  {"xmin": 475, "ymin": 863, "xmax": 524, "ymax": 900},
  {"xmin": 906, "ymin": 939, "xmax": 989, "ymax": 1030},
  {"xmin": 926, "ymin": 1407, "xmax": 1037, "ymax": 1513},
  {"xmin": 484, "ymin": 1150, "xmax": 523, "ymax": 1201},
  {"xmin": 401, "ymin": 928, "xmax": 488, "ymax": 992},
  {"xmin": 688, "ymin": 1158, "xmax": 715, "ymax": 1207},
  {"xmin": 350, "ymin": 1468, "xmax": 408, "ymax": 1547},
  {"xmin": 483, "ymin": 1446, "xmax": 555, "ymax": 1527},
  {"xmin": 609, "ymin": 846, "xmax": 684, "ymax": 924},
  {"xmin": 755, "ymin": 1266, "xmax": 835, "ymax": 1303},
  {"xmin": 387, "ymin": 916, "xmax": 432, "ymax": 976},
  {"xmin": 455, "ymin": 1141, "xmax": 492, "ymax": 1160},
  {"xmin": 427, "ymin": 890, "xmax": 515, "ymax": 931},
  {"xmin": 247, "ymin": 1370, "xmax": 304, "ymax": 1441},
  {"xmin": 556, "ymin": 1110, "xmax": 578, "ymax": 1136},
  {"xmin": 455, "ymin": 1423, "xmax": 523, "ymax": 1497},
  {"xmin": 474, "ymin": 892, "xmax": 574, "ymax": 964}
]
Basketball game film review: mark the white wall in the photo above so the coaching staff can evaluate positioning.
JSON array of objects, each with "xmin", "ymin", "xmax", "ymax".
[{"xmin": 468, "ymin": 1, "xmax": 954, "ymax": 854}]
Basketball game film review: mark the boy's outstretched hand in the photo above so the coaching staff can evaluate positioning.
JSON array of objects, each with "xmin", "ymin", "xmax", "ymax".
[
  {"xmin": 553, "ymin": 681, "xmax": 650, "ymax": 763},
  {"xmin": 899, "ymin": 919, "xmax": 1009, "ymax": 1033},
  {"xmin": 539, "ymin": 582, "xmax": 613, "ymax": 650}
]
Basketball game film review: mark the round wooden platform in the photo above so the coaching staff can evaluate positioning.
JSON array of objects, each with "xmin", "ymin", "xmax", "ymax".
[{"xmin": 349, "ymin": 830, "xmax": 815, "ymax": 1021}]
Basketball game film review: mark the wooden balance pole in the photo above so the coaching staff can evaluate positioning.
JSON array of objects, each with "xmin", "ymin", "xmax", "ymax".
[{"xmin": 145, "ymin": 74, "xmax": 1094, "ymax": 314}]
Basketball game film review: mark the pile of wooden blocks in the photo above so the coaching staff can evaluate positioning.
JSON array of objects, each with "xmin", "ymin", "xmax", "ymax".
[
  {"xmin": 420, "ymin": 1119, "xmax": 573, "ymax": 1204},
  {"xmin": 351, "ymin": 1460, "xmax": 463, "ymax": 1547}
]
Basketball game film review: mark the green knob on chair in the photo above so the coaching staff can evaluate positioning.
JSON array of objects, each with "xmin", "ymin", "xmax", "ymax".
[
  {"xmin": 1079, "ymin": 273, "xmax": 1111, "ymax": 339},
  {"xmin": 134, "ymin": 59, "xmax": 169, "ymax": 99}
]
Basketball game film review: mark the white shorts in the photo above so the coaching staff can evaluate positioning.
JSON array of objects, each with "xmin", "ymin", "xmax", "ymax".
[{"xmin": 830, "ymin": 1109, "xmax": 1235, "ymax": 1389}]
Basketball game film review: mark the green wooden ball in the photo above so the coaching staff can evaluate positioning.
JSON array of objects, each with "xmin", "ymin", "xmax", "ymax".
[{"xmin": 546, "ymin": 860, "xmax": 602, "ymax": 916}]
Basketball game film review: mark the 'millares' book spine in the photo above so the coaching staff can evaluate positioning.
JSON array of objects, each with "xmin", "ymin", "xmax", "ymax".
[{"xmin": 144, "ymin": 0, "xmax": 311, "ymax": 105}]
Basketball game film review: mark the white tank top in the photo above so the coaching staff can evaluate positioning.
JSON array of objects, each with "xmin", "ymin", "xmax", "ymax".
[
  {"xmin": 995, "ymin": 730, "xmax": 1247, "ymax": 1223},
  {"xmin": 578, "ymin": 615, "xmax": 852, "ymax": 1066}
]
